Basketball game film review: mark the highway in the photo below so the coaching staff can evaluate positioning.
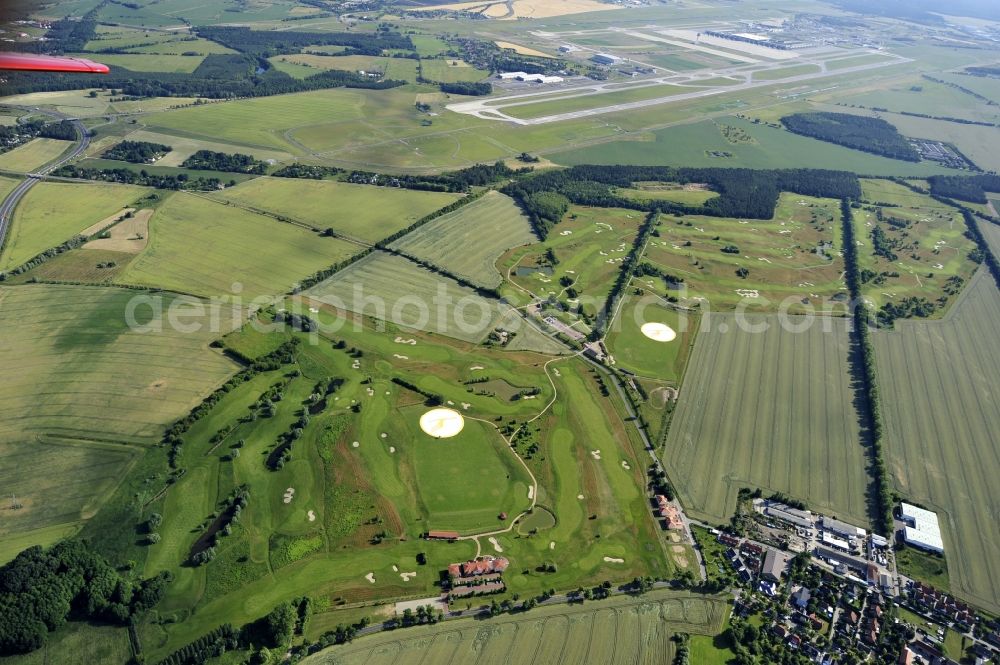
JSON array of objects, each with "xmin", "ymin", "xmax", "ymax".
[{"xmin": 0, "ymin": 109, "xmax": 91, "ymax": 260}]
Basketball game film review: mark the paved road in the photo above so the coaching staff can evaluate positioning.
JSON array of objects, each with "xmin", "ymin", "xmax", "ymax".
[{"xmin": 0, "ymin": 109, "xmax": 91, "ymax": 258}]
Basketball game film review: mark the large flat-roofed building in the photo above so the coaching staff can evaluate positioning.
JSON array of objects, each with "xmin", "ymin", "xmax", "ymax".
[
  {"xmin": 765, "ymin": 503, "xmax": 814, "ymax": 530},
  {"xmin": 591, "ymin": 53, "xmax": 618, "ymax": 65},
  {"xmin": 900, "ymin": 503, "xmax": 944, "ymax": 554},
  {"xmin": 497, "ymin": 71, "xmax": 564, "ymax": 83},
  {"xmin": 821, "ymin": 516, "xmax": 867, "ymax": 539}
]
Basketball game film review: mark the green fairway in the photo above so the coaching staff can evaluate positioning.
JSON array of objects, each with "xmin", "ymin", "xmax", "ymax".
[
  {"xmin": 302, "ymin": 590, "xmax": 728, "ymax": 665},
  {"xmin": 0, "ymin": 138, "xmax": 71, "ymax": 172},
  {"xmin": 616, "ymin": 182, "xmax": 719, "ymax": 206},
  {"xmin": 501, "ymin": 206, "xmax": 642, "ymax": 317},
  {"xmin": 873, "ymin": 270, "xmax": 1000, "ymax": 613},
  {"xmin": 120, "ymin": 192, "xmax": 359, "ymax": 300},
  {"xmin": 664, "ymin": 314, "xmax": 871, "ymax": 527},
  {"xmin": 605, "ymin": 295, "xmax": 695, "ymax": 384},
  {"xmin": 389, "ymin": 191, "xmax": 537, "ymax": 288},
  {"xmin": 553, "ymin": 117, "xmax": 962, "ymax": 176},
  {"xmin": 0, "ymin": 181, "xmax": 149, "ymax": 271},
  {"xmin": 641, "ymin": 193, "xmax": 848, "ymax": 313},
  {"xmin": 207, "ymin": 177, "xmax": 462, "ymax": 243},
  {"xmin": 854, "ymin": 179, "xmax": 979, "ymax": 315}
]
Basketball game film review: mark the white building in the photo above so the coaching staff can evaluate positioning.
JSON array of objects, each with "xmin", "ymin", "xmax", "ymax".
[
  {"xmin": 900, "ymin": 502, "xmax": 944, "ymax": 554},
  {"xmin": 497, "ymin": 72, "xmax": 564, "ymax": 84}
]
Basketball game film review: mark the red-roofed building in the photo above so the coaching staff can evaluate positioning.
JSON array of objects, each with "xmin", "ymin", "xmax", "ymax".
[
  {"xmin": 448, "ymin": 556, "xmax": 510, "ymax": 581},
  {"xmin": 427, "ymin": 530, "xmax": 460, "ymax": 541}
]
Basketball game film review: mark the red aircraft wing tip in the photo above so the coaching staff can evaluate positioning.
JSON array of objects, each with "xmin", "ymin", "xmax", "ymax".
[{"xmin": 0, "ymin": 52, "xmax": 110, "ymax": 74}]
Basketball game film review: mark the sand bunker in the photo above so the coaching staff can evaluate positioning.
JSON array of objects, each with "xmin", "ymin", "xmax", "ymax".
[
  {"xmin": 527, "ymin": 486, "xmax": 534, "ymax": 500},
  {"xmin": 365, "ymin": 572, "xmax": 376, "ymax": 584},
  {"xmin": 420, "ymin": 408, "xmax": 465, "ymax": 438},
  {"xmin": 641, "ymin": 322, "xmax": 677, "ymax": 342},
  {"xmin": 590, "ymin": 449, "xmax": 601, "ymax": 460},
  {"xmin": 394, "ymin": 337, "xmax": 417, "ymax": 345},
  {"xmin": 283, "ymin": 488, "xmax": 295, "ymax": 504},
  {"xmin": 603, "ymin": 556, "xmax": 625, "ymax": 563},
  {"xmin": 489, "ymin": 537, "xmax": 504, "ymax": 553},
  {"xmin": 549, "ymin": 541, "xmax": 556, "ymax": 550},
  {"xmin": 620, "ymin": 460, "xmax": 631, "ymax": 470},
  {"xmin": 577, "ymin": 494, "xmax": 585, "ymax": 500},
  {"xmin": 352, "ymin": 441, "xmax": 360, "ymax": 448},
  {"xmin": 400, "ymin": 572, "xmax": 416, "ymax": 581},
  {"xmin": 389, "ymin": 446, "xmax": 396, "ymax": 453},
  {"xmin": 307, "ymin": 510, "xmax": 316, "ymax": 522}
]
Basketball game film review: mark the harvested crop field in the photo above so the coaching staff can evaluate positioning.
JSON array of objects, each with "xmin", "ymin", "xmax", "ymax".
[
  {"xmin": 0, "ymin": 138, "xmax": 70, "ymax": 172},
  {"xmin": 390, "ymin": 191, "xmax": 537, "ymax": 288},
  {"xmin": 873, "ymin": 270, "xmax": 1000, "ymax": 613},
  {"xmin": 82, "ymin": 208, "xmax": 154, "ymax": 253},
  {"xmin": 664, "ymin": 314, "xmax": 871, "ymax": 526},
  {"xmin": 302, "ymin": 591, "xmax": 728, "ymax": 665},
  {"xmin": 305, "ymin": 251, "xmax": 505, "ymax": 343}
]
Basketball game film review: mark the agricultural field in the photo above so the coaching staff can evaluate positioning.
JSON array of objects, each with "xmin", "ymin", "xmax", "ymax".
[
  {"xmin": 207, "ymin": 177, "xmax": 462, "ymax": 243},
  {"xmin": 0, "ymin": 621, "xmax": 132, "ymax": 665},
  {"xmin": 0, "ymin": 138, "xmax": 70, "ymax": 172},
  {"xmin": 70, "ymin": 52, "xmax": 206, "ymax": 73},
  {"xmin": 268, "ymin": 54, "xmax": 420, "ymax": 82},
  {"xmin": 853, "ymin": 179, "xmax": 979, "ymax": 314},
  {"xmin": 120, "ymin": 192, "xmax": 359, "ymax": 300},
  {"xmin": 0, "ymin": 284, "xmax": 239, "ymax": 555},
  {"xmin": 882, "ymin": 111, "xmax": 1000, "ymax": 172},
  {"xmin": 642, "ymin": 193, "xmax": 849, "ymax": 313},
  {"xmin": 0, "ymin": 89, "xmax": 112, "ymax": 117},
  {"xmin": 302, "ymin": 590, "xmax": 728, "ymax": 665},
  {"xmin": 554, "ymin": 117, "xmax": 962, "ymax": 176},
  {"xmin": 873, "ymin": 270, "xmax": 1000, "ymax": 613},
  {"xmin": 664, "ymin": 314, "xmax": 872, "ymax": 527},
  {"xmin": 501, "ymin": 206, "xmax": 643, "ymax": 317},
  {"xmin": 0, "ymin": 181, "xmax": 149, "ymax": 271},
  {"xmin": 389, "ymin": 191, "xmax": 537, "ymax": 288},
  {"xmin": 838, "ymin": 76, "xmax": 1000, "ymax": 125},
  {"xmin": 304, "ymin": 251, "xmax": 506, "ymax": 343}
]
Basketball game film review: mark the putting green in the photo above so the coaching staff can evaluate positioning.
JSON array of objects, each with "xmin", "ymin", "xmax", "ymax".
[
  {"xmin": 419, "ymin": 408, "xmax": 465, "ymax": 438},
  {"xmin": 641, "ymin": 322, "xmax": 677, "ymax": 342}
]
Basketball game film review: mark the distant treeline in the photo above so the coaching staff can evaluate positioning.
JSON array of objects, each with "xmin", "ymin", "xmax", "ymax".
[
  {"xmin": 781, "ymin": 112, "xmax": 919, "ymax": 162},
  {"xmin": 181, "ymin": 149, "xmax": 267, "ymax": 174},
  {"xmin": 964, "ymin": 66, "xmax": 1000, "ymax": 79},
  {"xmin": 503, "ymin": 165, "xmax": 861, "ymax": 239},
  {"xmin": 0, "ymin": 118, "xmax": 76, "ymax": 146},
  {"xmin": 346, "ymin": 161, "xmax": 520, "ymax": 193},
  {"xmin": 0, "ymin": 57, "xmax": 405, "ymax": 99},
  {"xmin": 103, "ymin": 140, "xmax": 172, "ymax": 163},
  {"xmin": 53, "ymin": 164, "xmax": 230, "ymax": 191},
  {"xmin": 195, "ymin": 26, "xmax": 413, "ymax": 56},
  {"xmin": 927, "ymin": 174, "xmax": 1000, "ymax": 204},
  {"xmin": 440, "ymin": 81, "xmax": 491, "ymax": 96}
]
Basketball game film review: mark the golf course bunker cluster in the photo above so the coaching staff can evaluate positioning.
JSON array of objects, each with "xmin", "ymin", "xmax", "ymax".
[
  {"xmin": 419, "ymin": 407, "xmax": 465, "ymax": 438},
  {"xmin": 640, "ymin": 322, "xmax": 678, "ymax": 342}
]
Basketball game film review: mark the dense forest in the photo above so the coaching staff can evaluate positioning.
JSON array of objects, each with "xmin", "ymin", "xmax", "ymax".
[
  {"xmin": 0, "ymin": 118, "xmax": 76, "ymax": 148},
  {"xmin": 440, "ymin": 81, "xmax": 492, "ymax": 95},
  {"xmin": 927, "ymin": 174, "xmax": 1000, "ymax": 203},
  {"xmin": 781, "ymin": 112, "xmax": 920, "ymax": 162},
  {"xmin": 503, "ymin": 165, "xmax": 861, "ymax": 238},
  {"xmin": 181, "ymin": 150, "xmax": 267, "ymax": 174},
  {"xmin": 53, "ymin": 164, "xmax": 229, "ymax": 191},
  {"xmin": 102, "ymin": 140, "xmax": 172, "ymax": 163},
  {"xmin": 0, "ymin": 541, "xmax": 169, "ymax": 655}
]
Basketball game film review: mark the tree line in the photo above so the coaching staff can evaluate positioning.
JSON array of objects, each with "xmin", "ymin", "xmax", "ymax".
[
  {"xmin": 0, "ymin": 540, "xmax": 170, "ymax": 655},
  {"xmin": 102, "ymin": 140, "xmax": 172, "ymax": 164},
  {"xmin": 181, "ymin": 149, "xmax": 267, "ymax": 174},
  {"xmin": 194, "ymin": 26, "xmax": 413, "ymax": 57},
  {"xmin": 503, "ymin": 165, "xmax": 861, "ymax": 239},
  {"xmin": 927, "ymin": 174, "xmax": 1000, "ymax": 203},
  {"xmin": 781, "ymin": 112, "xmax": 919, "ymax": 162},
  {"xmin": 53, "ymin": 164, "xmax": 230, "ymax": 191}
]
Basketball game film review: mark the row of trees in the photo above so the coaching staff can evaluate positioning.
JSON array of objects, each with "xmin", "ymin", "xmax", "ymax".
[
  {"xmin": 181, "ymin": 149, "xmax": 267, "ymax": 174},
  {"xmin": 194, "ymin": 26, "xmax": 413, "ymax": 57},
  {"xmin": 53, "ymin": 164, "xmax": 230, "ymax": 191},
  {"xmin": 592, "ymin": 211, "xmax": 661, "ymax": 338},
  {"xmin": 781, "ymin": 112, "xmax": 920, "ymax": 162},
  {"xmin": 927, "ymin": 174, "xmax": 1000, "ymax": 203},
  {"xmin": 0, "ymin": 541, "xmax": 170, "ymax": 655},
  {"xmin": 840, "ymin": 199, "xmax": 894, "ymax": 534},
  {"xmin": 348, "ymin": 161, "xmax": 520, "ymax": 194}
]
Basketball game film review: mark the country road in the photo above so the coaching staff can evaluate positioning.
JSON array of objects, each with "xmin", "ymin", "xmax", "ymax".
[{"xmin": 0, "ymin": 109, "xmax": 91, "ymax": 258}]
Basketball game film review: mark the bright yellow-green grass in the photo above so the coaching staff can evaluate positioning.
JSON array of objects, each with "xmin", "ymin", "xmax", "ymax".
[
  {"xmin": 72, "ymin": 52, "xmax": 205, "ymax": 73},
  {"xmin": 0, "ymin": 175, "xmax": 19, "ymax": 202},
  {"xmin": 752, "ymin": 63, "xmax": 822, "ymax": 81},
  {"xmin": 128, "ymin": 36, "xmax": 236, "ymax": 55},
  {"xmin": 389, "ymin": 190, "xmax": 536, "ymax": 287},
  {"xmin": 665, "ymin": 313, "xmax": 871, "ymax": 528},
  {"xmin": 123, "ymin": 129, "xmax": 293, "ymax": 166},
  {"xmin": 874, "ymin": 270, "xmax": 1000, "ymax": 613},
  {"xmin": 420, "ymin": 58, "xmax": 489, "ymax": 83},
  {"xmin": 503, "ymin": 84, "xmax": 688, "ymax": 120},
  {"xmin": 302, "ymin": 590, "xmax": 728, "ymax": 665},
  {"xmin": 271, "ymin": 53, "xmax": 419, "ymax": 81},
  {"xmin": 207, "ymin": 177, "xmax": 461, "ymax": 243},
  {"xmin": 120, "ymin": 192, "xmax": 360, "ymax": 300},
  {"xmin": 0, "ymin": 90, "xmax": 110, "ymax": 117},
  {"xmin": 0, "ymin": 138, "xmax": 70, "ymax": 172},
  {"xmin": 0, "ymin": 182, "xmax": 149, "ymax": 271}
]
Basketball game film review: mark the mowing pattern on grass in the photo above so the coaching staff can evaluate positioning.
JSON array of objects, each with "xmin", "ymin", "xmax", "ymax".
[
  {"xmin": 306, "ymin": 252, "xmax": 505, "ymax": 343},
  {"xmin": 389, "ymin": 191, "xmax": 536, "ymax": 288},
  {"xmin": 873, "ymin": 270, "xmax": 1000, "ymax": 613},
  {"xmin": 302, "ymin": 591, "xmax": 728, "ymax": 665},
  {"xmin": 664, "ymin": 315, "xmax": 871, "ymax": 527},
  {"xmin": 605, "ymin": 295, "xmax": 694, "ymax": 384},
  {"xmin": 0, "ymin": 182, "xmax": 149, "ymax": 271},
  {"xmin": 208, "ymin": 177, "xmax": 461, "ymax": 243},
  {"xmin": 120, "ymin": 192, "xmax": 359, "ymax": 300}
]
